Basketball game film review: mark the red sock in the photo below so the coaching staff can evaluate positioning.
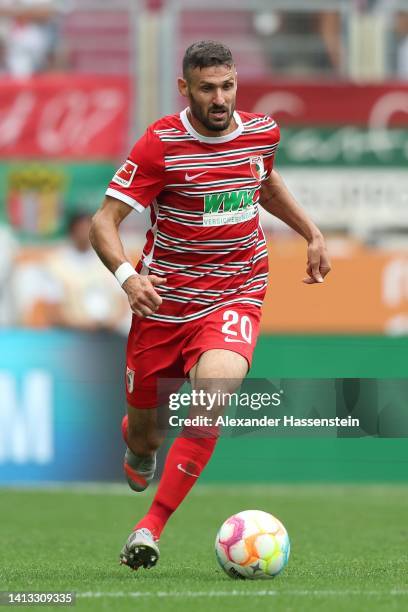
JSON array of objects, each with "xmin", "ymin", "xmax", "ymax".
[{"xmin": 134, "ymin": 432, "xmax": 218, "ymax": 540}]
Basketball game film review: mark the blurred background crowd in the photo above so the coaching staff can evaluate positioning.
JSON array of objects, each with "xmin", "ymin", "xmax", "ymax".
[
  {"xmin": 1, "ymin": 0, "xmax": 407, "ymax": 335},
  {"xmin": 1, "ymin": 0, "xmax": 408, "ymax": 79}
]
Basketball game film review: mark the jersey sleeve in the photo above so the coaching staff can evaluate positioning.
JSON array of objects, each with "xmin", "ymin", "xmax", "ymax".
[
  {"xmin": 262, "ymin": 119, "xmax": 280, "ymax": 181},
  {"xmin": 106, "ymin": 126, "xmax": 165, "ymax": 212}
]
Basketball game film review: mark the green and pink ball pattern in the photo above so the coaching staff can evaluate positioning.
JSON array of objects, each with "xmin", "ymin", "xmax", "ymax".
[{"xmin": 215, "ymin": 510, "xmax": 290, "ymax": 580}]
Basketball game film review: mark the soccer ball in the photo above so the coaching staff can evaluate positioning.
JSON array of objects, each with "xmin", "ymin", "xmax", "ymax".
[{"xmin": 215, "ymin": 510, "xmax": 290, "ymax": 579}]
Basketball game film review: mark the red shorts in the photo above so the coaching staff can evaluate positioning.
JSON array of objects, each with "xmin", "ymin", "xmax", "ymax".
[{"xmin": 125, "ymin": 303, "xmax": 261, "ymax": 409}]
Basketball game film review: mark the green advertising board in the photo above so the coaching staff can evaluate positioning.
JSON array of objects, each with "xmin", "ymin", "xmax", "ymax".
[
  {"xmin": 203, "ymin": 335, "xmax": 408, "ymax": 483},
  {"xmin": 0, "ymin": 161, "xmax": 116, "ymax": 241},
  {"xmin": 278, "ymin": 127, "xmax": 408, "ymax": 167}
]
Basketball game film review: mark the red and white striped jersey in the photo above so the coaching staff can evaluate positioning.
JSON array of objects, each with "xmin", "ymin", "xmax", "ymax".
[{"xmin": 106, "ymin": 108, "xmax": 280, "ymax": 323}]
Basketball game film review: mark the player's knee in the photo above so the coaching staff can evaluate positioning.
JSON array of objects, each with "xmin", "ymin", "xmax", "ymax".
[{"xmin": 183, "ymin": 424, "xmax": 220, "ymax": 441}]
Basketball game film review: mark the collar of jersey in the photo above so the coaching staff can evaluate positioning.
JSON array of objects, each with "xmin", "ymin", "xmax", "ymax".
[{"xmin": 180, "ymin": 107, "xmax": 244, "ymax": 144}]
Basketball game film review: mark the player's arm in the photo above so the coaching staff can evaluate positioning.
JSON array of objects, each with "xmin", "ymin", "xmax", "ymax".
[
  {"xmin": 259, "ymin": 169, "xmax": 331, "ymax": 284},
  {"xmin": 89, "ymin": 195, "xmax": 166, "ymax": 318}
]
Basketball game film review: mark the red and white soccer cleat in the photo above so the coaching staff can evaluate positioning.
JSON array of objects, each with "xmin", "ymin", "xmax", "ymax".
[
  {"xmin": 121, "ymin": 415, "xmax": 156, "ymax": 492},
  {"xmin": 119, "ymin": 528, "xmax": 160, "ymax": 570}
]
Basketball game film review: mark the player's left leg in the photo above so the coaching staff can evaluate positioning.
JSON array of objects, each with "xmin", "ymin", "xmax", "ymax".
[
  {"xmin": 122, "ymin": 304, "xmax": 261, "ymax": 571},
  {"xmin": 132, "ymin": 349, "xmax": 248, "ymax": 544}
]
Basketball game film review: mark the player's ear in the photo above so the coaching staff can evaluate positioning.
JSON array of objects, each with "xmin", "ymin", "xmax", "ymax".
[{"xmin": 178, "ymin": 77, "xmax": 188, "ymax": 98}]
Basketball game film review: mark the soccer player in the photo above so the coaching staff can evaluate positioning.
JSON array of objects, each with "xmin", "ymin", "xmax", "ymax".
[{"xmin": 89, "ymin": 40, "xmax": 331, "ymax": 571}]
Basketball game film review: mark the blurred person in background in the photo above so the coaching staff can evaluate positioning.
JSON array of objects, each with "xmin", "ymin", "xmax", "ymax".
[
  {"xmin": 41, "ymin": 212, "xmax": 130, "ymax": 334},
  {"xmin": 352, "ymin": 0, "xmax": 408, "ymax": 79},
  {"xmin": 0, "ymin": 0, "xmax": 67, "ymax": 77},
  {"xmin": 253, "ymin": 9, "xmax": 343, "ymax": 76},
  {"xmin": 395, "ymin": 10, "xmax": 408, "ymax": 78},
  {"xmin": 318, "ymin": 11, "xmax": 343, "ymax": 74}
]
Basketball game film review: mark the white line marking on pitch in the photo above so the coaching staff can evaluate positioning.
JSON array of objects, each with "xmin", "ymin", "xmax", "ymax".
[
  {"xmin": 4, "ymin": 483, "xmax": 408, "ymax": 497},
  {"xmin": 78, "ymin": 590, "xmax": 408, "ymax": 599}
]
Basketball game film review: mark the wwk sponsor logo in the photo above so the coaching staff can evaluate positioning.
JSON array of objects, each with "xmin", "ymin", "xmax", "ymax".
[{"xmin": 203, "ymin": 188, "xmax": 260, "ymax": 226}]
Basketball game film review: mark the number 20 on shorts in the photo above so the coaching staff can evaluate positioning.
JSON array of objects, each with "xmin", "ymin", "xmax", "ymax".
[{"xmin": 221, "ymin": 310, "xmax": 252, "ymax": 343}]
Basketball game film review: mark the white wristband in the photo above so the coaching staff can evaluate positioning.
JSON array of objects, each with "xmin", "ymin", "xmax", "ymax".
[{"xmin": 114, "ymin": 262, "xmax": 138, "ymax": 287}]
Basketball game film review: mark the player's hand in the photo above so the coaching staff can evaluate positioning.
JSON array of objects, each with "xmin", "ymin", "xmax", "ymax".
[
  {"xmin": 303, "ymin": 234, "xmax": 331, "ymax": 284},
  {"xmin": 122, "ymin": 274, "xmax": 167, "ymax": 317}
]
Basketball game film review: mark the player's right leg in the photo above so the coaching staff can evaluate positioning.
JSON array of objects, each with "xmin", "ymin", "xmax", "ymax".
[
  {"xmin": 122, "ymin": 406, "xmax": 164, "ymax": 493},
  {"xmin": 120, "ymin": 316, "xmax": 185, "ymax": 570},
  {"xmin": 123, "ymin": 314, "xmax": 180, "ymax": 493}
]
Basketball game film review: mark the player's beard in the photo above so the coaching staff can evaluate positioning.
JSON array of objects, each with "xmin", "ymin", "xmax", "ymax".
[{"xmin": 189, "ymin": 93, "xmax": 235, "ymax": 133}]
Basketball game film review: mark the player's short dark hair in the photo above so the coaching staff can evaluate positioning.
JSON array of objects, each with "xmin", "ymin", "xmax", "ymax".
[{"xmin": 182, "ymin": 40, "xmax": 234, "ymax": 79}]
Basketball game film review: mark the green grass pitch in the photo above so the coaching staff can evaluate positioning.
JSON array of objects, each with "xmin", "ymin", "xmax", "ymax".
[{"xmin": 0, "ymin": 484, "xmax": 407, "ymax": 611}]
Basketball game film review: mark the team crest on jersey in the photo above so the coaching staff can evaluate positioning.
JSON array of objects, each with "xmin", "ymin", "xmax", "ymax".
[
  {"xmin": 249, "ymin": 156, "xmax": 264, "ymax": 181},
  {"xmin": 112, "ymin": 160, "xmax": 138, "ymax": 188},
  {"xmin": 126, "ymin": 366, "xmax": 135, "ymax": 393}
]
